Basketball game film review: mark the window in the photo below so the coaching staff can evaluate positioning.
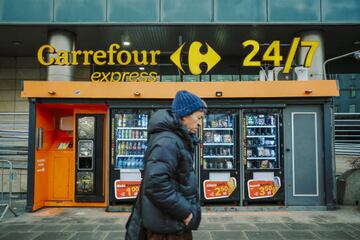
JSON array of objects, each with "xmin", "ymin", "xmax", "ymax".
[
  {"xmin": 350, "ymin": 86, "xmax": 356, "ymax": 98},
  {"xmin": 349, "ymin": 104, "xmax": 356, "ymax": 113}
]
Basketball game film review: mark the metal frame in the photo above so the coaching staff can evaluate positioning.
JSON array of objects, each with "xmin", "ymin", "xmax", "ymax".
[
  {"xmin": 26, "ymin": 99, "xmax": 36, "ymax": 212},
  {"xmin": 291, "ymin": 112, "xmax": 319, "ymax": 197},
  {"xmin": 0, "ymin": 160, "xmax": 18, "ymax": 220}
]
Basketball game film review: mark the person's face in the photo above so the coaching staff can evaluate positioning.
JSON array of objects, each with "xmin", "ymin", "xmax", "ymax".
[{"xmin": 181, "ymin": 110, "xmax": 205, "ymax": 134}]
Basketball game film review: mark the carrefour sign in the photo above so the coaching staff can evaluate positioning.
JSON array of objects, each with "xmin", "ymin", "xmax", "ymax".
[{"xmin": 37, "ymin": 38, "xmax": 318, "ymax": 82}]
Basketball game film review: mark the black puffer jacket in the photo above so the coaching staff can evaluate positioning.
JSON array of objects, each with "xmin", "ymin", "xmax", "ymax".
[{"xmin": 140, "ymin": 109, "xmax": 201, "ymax": 234}]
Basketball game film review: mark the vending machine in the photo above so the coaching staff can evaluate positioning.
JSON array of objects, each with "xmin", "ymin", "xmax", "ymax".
[
  {"xmin": 242, "ymin": 110, "xmax": 284, "ymax": 204},
  {"xmin": 75, "ymin": 114, "xmax": 105, "ymax": 202},
  {"xmin": 200, "ymin": 110, "xmax": 240, "ymax": 204},
  {"xmin": 110, "ymin": 109, "xmax": 150, "ymax": 204}
]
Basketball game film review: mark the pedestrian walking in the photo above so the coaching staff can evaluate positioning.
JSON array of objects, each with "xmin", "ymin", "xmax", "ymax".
[{"xmin": 126, "ymin": 90, "xmax": 207, "ymax": 240}]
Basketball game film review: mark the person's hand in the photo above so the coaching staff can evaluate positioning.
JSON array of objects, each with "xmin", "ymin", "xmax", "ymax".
[{"xmin": 183, "ymin": 212, "xmax": 193, "ymax": 226}]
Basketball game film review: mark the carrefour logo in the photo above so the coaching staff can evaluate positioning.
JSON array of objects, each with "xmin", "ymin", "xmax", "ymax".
[{"xmin": 170, "ymin": 41, "xmax": 221, "ymax": 75}]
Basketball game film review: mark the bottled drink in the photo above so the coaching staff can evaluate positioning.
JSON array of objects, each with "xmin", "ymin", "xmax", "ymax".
[
  {"xmin": 136, "ymin": 158, "xmax": 141, "ymax": 168},
  {"xmin": 228, "ymin": 115, "xmax": 233, "ymax": 128},
  {"xmin": 141, "ymin": 114, "xmax": 146, "ymax": 128},
  {"xmin": 116, "ymin": 157, "xmax": 120, "ymax": 168},
  {"xmin": 126, "ymin": 158, "xmax": 131, "ymax": 168},
  {"xmin": 118, "ymin": 114, "xmax": 123, "ymax": 127},
  {"xmin": 141, "ymin": 142, "xmax": 146, "ymax": 154},
  {"xmin": 139, "ymin": 159, "xmax": 144, "ymax": 169},
  {"xmin": 120, "ymin": 142, "xmax": 125, "ymax": 155},
  {"xmin": 123, "ymin": 114, "xmax": 127, "ymax": 127},
  {"xmin": 136, "ymin": 114, "xmax": 142, "ymax": 127},
  {"xmin": 130, "ymin": 142, "xmax": 134, "ymax": 155},
  {"xmin": 137, "ymin": 142, "xmax": 141, "ymax": 154},
  {"xmin": 131, "ymin": 158, "xmax": 137, "ymax": 168}
]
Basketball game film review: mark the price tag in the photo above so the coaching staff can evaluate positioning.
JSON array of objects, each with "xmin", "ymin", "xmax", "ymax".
[
  {"xmin": 114, "ymin": 180, "xmax": 141, "ymax": 200},
  {"xmin": 203, "ymin": 177, "xmax": 237, "ymax": 200},
  {"xmin": 247, "ymin": 177, "xmax": 281, "ymax": 200}
]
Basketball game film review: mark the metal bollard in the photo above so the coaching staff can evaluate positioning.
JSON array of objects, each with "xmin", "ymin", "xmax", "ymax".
[{"xmin": 0, "ymin": 160, "xmax": 18, "ymax": 221}]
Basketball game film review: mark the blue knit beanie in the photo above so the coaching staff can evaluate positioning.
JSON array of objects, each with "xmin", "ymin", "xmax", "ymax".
[{"xmin": 171, "ymin": 90, "xmax": 207, "ymax": 118}]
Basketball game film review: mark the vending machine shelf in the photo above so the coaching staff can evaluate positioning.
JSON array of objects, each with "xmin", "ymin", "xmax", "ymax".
[
  {"xmin": 116, "ymin": 139, "xmax": 147, "ymax": 141},
  {"xmin": 203, "ymin": 143, "xmax": 234, "ymax": 146},
  {"xmin": 246, "ymin": 126, "xmax": 276, "ymax": 128},
  {"xmin": 204, "ymin": 155, "xmax": 234, "ymax": 158},
  {"xmin": 247, "ymin": 157, "xmax": 276, "ymax": 160},
  {"xmin": 117, "ymin": 155, "xmax": 144, "ymax": 157},
  {"xmin": 247, "ymin": 145, "xmax": 277, "ymax": 148},
  {"xmin": 117, "ymin": 127, "xmax": 147, "ymax": 130},
  {"xmin": 114, "ymin": 168, "xmax": 143, "ymax": 171},
  {"xmin": 246, "ymin": 135, "xmax": 276, "ymax": 138},
  {"xmin": 204, "ymin": 128, "xmax": 233, "ymax": 131}
]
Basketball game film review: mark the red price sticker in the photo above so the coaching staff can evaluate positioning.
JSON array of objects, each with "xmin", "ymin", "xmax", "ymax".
[
  {"xmin": 247, "ymin": 177, "xmax": 281, "ymax": 200},
  {"xmin": 114, "ymin": 180, "xmax": 141, "ymax": 200},
  {"xmin": 203, "ymin": 177, "xmax": 237, "ymax": 200}
]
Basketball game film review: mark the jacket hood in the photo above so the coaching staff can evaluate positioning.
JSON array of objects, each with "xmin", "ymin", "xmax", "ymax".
[
  {"xmin": 148, "ymin": 109, "xmax": 184, "ymax": 135},
  {"xmin": 148, "ymin": 109, "xmax": 198, "ymax": 149}
]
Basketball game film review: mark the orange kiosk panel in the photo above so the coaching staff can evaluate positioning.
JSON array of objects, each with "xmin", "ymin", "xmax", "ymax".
[{"xmin": 33, "ymin": 104, "xmax": 107, "ymax": 210}]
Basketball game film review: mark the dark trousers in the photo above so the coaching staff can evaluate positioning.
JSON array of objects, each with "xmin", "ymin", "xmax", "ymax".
[{"xmin": 146, "ymin": 230, "xmax": 192, "ymax": 240}]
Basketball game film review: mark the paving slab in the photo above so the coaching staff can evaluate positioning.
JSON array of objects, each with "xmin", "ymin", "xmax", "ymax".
[
  {"xmin": 93, "ymin": 218, "xmax": 121, "ymax": 224},
  {"xmin": 33, "ymin": 217, "xmax": 61, "ymax": 223},
  {"xmin": 349, "ymin": 223, "xmax": 360, "ymax": 229},
  {"xmin": 103, "ymin": 232, "xmax": 125, "ymax": 240},
  {"xmin": 245, "ymin": 231, "xmax": 284, "ymax": 240},
  {"xmin": 68, "ymin": 232, "xmax": 107, "ymax": 240},
  {"xmin": 207, "ymin": 216, "xmax": 235, "ymax": 222},
  {"xmin": 63, "ymin": 224, "xmax": 99, "ymax": 232},
  {"xmin": 33, "ymin": 232, "xmax": 74, "ymax": 240},
  {"xmin": 224, "ymin": 223, "xmax": 256, "ymax": 231},
  {"xmin": 58, "ymin": 218, "xmax": 90, "ymax": 224},
  {"xmin": 0, "ymin": 224, "xmax": 36, "ymax": 232},
  {"xmin": 211, "ymin": 231, "xmax": 247, "ymax": 240},
  {"xmin": 193, "ymin": 231, "xmax": 211, "ymax": 240},
  {"xmin": 198, "ymin": 223, "xmax": 225, "ymax": 230},
  {"xmin": 313, "ymin": 230, "xmax": 357, "ymax": 240},
  {"xmin": 31, "ymin": 224, "xmax": 68, "ymax": 232},
  {"xmin": 316, "ymin": 223, "xmax": 358, "ymax": 231},
  {"xmin": 0, "ymin": 232, "xmax": 41, "ymax": 240},
  {"xmin": 349, "ymin": 231, "xmax": 360, "ymax": 238},
  {"xmin": 254, "ymin": 222, "xmax": 290, "ymax": 230},
  {"xmin": 96, "ymin": 224, "xmax": 125, "ymax": 231},
  {"xmin": 278, "ymin": 230, "xmax": 319, "ymax": 240},
  {"xmin": 285, "ymin": 222, "xmax": 319, "ymax": 230}
]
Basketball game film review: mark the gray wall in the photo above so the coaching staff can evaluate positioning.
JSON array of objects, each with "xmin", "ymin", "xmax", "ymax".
[
  {"xmin": 333, "ymin": 74, "xmax": 360, "ymax": 113},
  {"xmin": 0, "ymin": 57, "xmax": 90, "ymax": 113}
]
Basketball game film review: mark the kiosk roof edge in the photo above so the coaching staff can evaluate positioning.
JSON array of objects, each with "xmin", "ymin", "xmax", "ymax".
[{"xmin": 21, "ymin": 80, "xmax": 339, "ymax": 99}]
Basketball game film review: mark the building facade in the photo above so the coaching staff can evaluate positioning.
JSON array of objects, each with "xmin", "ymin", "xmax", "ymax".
[{"xmin": 0, "ymin": 0, "xmax": 359, "ymax": 209}]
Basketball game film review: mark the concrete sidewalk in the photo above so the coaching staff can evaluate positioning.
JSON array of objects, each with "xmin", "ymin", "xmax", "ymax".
[{"xmin": 0, "ymin": 203, "xmax": 359, "ymax": 240}]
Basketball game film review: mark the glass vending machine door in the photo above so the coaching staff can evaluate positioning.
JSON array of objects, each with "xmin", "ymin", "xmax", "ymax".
[
  {"xmin": 112, "ymin": 110, "xmax": 149, "ymax": 202},
  {"xmin": 243, "ymin": 111, "xmax": 283, "ymax": 203},
  {"xmin": 203, "ymin": 113, "xmax": 235, "ymax": 170},
  {"xmin": 115, "ymin": 112, "xmax": 148, "ymax": 171},
  {"xmin": 244, "ymin": 113, "xmax": 279, "ymax": 170},
  {"xmin": 201, "ymin": 112, "xmax": 239, "ymax": 203}
]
